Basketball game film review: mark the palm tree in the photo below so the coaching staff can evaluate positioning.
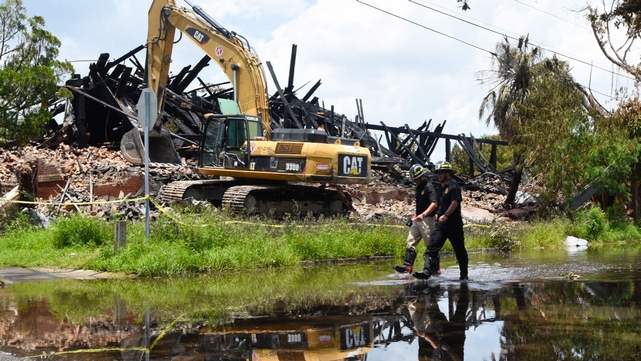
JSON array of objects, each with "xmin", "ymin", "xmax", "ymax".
[{"xmin": 479, "ymin": 36, "xmax": 541, "ymax": 207}]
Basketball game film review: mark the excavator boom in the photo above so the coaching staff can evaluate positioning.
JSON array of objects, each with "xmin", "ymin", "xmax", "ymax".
[
  {"xmin": 141, "ymin": 0, "xmax": 372, "ymax": 217},
  {"xmin": 147, "ymin": 0, "xmax": 270, "ymax": 130}
]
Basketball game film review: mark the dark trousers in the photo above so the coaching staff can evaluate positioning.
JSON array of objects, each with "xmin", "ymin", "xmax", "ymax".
[{"xmin": 427, "ymin": 221, "xmax": 468, "ymax": 278}]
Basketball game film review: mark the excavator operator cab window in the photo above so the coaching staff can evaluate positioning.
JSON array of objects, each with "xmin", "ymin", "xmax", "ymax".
[
  {"xmin": 225, "ymin": 117, "xmax": 262, "ymax": 148},
  {"xmin": 200, "ymin": 116, "xmax": 262, "ymax": 168}
]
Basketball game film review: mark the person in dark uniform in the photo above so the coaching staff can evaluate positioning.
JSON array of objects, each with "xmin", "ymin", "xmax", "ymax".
[
  {"xmin": 414, "ymin": 162, "xmax": 468, "ymax": 281},
  {"xmin": 410, "ymin": 283, "xmax": 470, "ymax": 361},
  {"xmin": 394, "ymin": 164, "xmax": 440, "ymax": 274}
]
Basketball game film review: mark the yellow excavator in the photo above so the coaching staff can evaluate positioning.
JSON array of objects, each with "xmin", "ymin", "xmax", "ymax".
[{"xmin": 122, "ymin": 0, "xmax": 371, "ymax": 216}]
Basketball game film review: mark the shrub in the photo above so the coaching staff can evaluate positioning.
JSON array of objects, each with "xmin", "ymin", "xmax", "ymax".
[
  {"xmin": 574, "ymin": 206, "xmax": 609, "ymax": 240},
  {"xmin": 3, "ymin": 211, "xmax": 36, "ymax": 233},
  {"xmin": 485, "ymin": 223, "xmax": 517, "ymax": 251},
  {"xmin": 52, "ymin": 215, "xmax": 110, "ymax": 248}
]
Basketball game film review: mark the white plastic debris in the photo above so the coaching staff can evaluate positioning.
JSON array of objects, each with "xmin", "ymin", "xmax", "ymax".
[{"xmin": 565, "ymin": 236, "xmax": 588, "ymax": 253}]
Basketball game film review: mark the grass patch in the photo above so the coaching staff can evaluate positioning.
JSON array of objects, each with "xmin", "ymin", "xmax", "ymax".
[
  {"xmin": 0, "ymin": 208, "xmax": 407, "ymax": 276},
  {"xmin": 0, "ymin": 205, "xmax": 639, "ymax": 276}
]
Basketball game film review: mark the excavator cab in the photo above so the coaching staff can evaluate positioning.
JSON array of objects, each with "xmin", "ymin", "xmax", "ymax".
[{"xmin": 199, "ymin": 114, "xmax": 262, "ymax": 169}]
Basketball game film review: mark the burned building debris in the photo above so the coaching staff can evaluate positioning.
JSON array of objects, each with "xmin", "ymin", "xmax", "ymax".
[{"xmin": 0, "ymin": 44, "xmax": 520, "ymax": 221}]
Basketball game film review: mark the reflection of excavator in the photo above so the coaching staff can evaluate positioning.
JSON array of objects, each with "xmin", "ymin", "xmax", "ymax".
[
  {"xmin": 190, "ymin": 314, "xmax": 413, "ymax": 361},
  {"xmin": 204, "ymin": 317, "xmax": 374, "ymax": 361},
  {"xmin": 123, "ymin": 0, "xmax": 370, "ymax": 216}
]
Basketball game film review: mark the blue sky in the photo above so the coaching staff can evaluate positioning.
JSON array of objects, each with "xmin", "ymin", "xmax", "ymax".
[{"xmin": 22, "ymin": 0, "xmax": 636, "ymax": 161}]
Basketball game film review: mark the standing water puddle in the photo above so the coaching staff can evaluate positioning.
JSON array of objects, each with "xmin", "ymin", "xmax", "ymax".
[{"xmin": 0, "ymin": 248, "xmax": 639, "ymax": 360}]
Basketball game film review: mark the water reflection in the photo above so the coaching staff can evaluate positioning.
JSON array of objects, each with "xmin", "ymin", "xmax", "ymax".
[
  {"xmin": 0, "ymin": 256, "xmax": 639, "ymax": 360},
  {"xmin": 408, "ymin": 283, "xmax": 469, "ymax": 361}
]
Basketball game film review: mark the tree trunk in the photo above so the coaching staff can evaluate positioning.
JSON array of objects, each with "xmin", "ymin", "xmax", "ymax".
[{"xmin": 504, "ymin": 153, "xmax": 524, "ymax": 208}]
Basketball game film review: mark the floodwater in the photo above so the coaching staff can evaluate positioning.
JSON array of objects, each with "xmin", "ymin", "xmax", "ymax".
[{"xmin": 0, "ymin": 247, "xmax": 640, "ymax": 361}]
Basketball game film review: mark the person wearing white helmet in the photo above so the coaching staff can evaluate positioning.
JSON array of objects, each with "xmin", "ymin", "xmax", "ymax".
[{"xmin": 394, "ymin": 164, "xmax": 440, "ymax": 274}]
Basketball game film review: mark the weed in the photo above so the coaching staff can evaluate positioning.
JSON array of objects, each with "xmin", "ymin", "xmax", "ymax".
[{"xmin": 52, "ymin": 215, "xmax": 110, "ymax": 248}]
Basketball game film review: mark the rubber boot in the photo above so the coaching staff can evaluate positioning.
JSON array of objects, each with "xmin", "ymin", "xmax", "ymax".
[
  {"xmin": 459, "ymin": 265, "xmax": 468, "ymax": 281},
  {"xmin": 394, "ymin": 248, "xmax": 417, "ymax": 274},
  {"xmin": 433, "ymin": 255, "xmax": 441, "ymax": 276},
  {"xmin": 413, "ymin": 254, "xmax": 439, "ymax": 280}
]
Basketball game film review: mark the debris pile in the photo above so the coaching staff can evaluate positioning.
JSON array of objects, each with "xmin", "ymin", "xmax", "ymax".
[
  {"xmin": 0, "ymin": 44, "xmax": 524, "ymax": 223},
  {"xmin": 347, "ymin": 170, "xmax": 512, "ymax": 223},
  {"xmin": 0, "ymin": 145, "xmax": 202, "ymax": 219}
]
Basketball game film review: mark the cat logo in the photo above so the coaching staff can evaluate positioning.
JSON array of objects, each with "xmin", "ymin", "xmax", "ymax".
[
  {"xmin": 340, "ymin": 323, "xmax": 370, "ymax": 350},
  {"xmin": 342, "ymin": 156, "xmax": 364, "ymax": 176},
  {"xmin": 186, "ymin": 27, "xmax": 210, "ymax": 44}
]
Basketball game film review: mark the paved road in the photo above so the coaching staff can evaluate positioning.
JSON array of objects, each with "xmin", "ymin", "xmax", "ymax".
[{"xmin": 0, "ymin": 267, "xmax": 124, "ymax": 285}]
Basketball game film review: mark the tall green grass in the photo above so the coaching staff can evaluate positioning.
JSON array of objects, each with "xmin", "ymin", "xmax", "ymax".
[
  {"xmin": 0, "ymin": 205, "xmax": 639, "ymax": 276},
  {"xmin": 0, "ymin": 208, "xmax": 407, "ymax": 276}
]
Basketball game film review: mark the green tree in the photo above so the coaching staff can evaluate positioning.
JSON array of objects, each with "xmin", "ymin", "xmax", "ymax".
[
  {"xmin": 515, "ymin": 60, "xmax": 592, "ymax": 206},
  {"xmin": 588, "ymin": 2, "xmax": 641, "ymax": 222},
  {"xmin": 479, "ymin": 37, "xmax": 542, "ymax": 207},
  {"xmin": 0, "ymin": 0, "xmax": 72, "ymax": 145}
]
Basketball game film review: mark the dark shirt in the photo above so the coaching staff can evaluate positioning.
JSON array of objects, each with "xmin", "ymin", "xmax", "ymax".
[
  {"xmin": 437, "ymin": 180, "xmax": 462, "ymax": 224},
  {"xmin": 416, "ymin": 180, "xmax": 439, "ymax": 215}
]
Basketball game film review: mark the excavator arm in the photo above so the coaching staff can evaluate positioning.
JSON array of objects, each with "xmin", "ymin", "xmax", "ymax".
[{"xmin": 147, "ymin": 0, "xmax": 270, "ymax": 132}]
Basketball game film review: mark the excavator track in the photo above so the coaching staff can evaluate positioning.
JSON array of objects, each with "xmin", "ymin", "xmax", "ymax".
[
  {"xmin": 159, "ymin": 180, "xmax": 232, "ymax": 204},
  {"xmin": 222, "ymin": 184, "xmax": 351, "ymax": 217},
  {"xmin": 160, "ymin": 180, "xmax": 352, "ymax": 217},
  {"xmin": 221, "ymin": 185, "xmax": 269, "ymax": 214}
]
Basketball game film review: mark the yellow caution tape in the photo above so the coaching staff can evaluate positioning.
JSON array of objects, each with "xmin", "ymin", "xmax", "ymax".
[
  {"xmin": 149, "ymin": 197, "xmax": 209, "ymax": 228},
  {"xmin": 31, "ymin": 347, "xmax": 149, "ymax": 358},
  {"xmin": 26, "ymin": 313, "xmax": 187, "ymax": 359},
  {"xmin": 6, "ymin": 197, "xmax": 148, "ymax": 206},
  {"xmin": 6, "ymin": 195, "xmax": 493, "ymax": 231},
  {"xmin": 150, "ymin": 313, "xmax": 186, "ymax": 350}
]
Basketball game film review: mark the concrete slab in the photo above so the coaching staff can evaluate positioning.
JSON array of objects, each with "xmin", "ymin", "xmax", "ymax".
[
  {"xmin": 462, "ymin": 206, "xmax": 496, "ymax": 224},
  {"xmin": 0, "ymin": 267, "xmax": 126, "ymax": 285}
]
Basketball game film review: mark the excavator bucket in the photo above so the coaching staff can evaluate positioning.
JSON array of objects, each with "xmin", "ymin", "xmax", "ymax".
[{"xmin": 120, "ymin": 128, "xmax": 182, "ymax": 165}]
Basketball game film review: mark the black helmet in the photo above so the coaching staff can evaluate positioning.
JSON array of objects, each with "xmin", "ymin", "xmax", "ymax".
[{"xmin": 409, "ymin": 164, "xmax": 427, "ymax": 180}]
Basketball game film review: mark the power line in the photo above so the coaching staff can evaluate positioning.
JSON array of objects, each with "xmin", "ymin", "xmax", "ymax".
[
  {"xmin": 354, "ymin": 0, "xmax": 495, "ymax": 56},
  {"xmin": 512, "ymin": 0, "xmax": 589, "ymax": 30},
  {"xmin": 407, "ymin": 0, "xmax": 636, "ymax": 82},
  {"xmin": 355, "ymin": 0, "xmax": 617, "ymax": 100}
]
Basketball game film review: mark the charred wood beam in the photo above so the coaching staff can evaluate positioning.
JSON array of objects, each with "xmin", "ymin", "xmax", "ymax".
[
  {"xmin": 115, "ymin": 67, "xmax": 132, "ymax": 98},
  {"xmin": 445, "ymin": 138, "xmax": 451, "ymax": 162},
  {"xmin": 457, "ymin": 135, "xmax": 493, "ymax": 174},
  {"xmin": 490, "ymin": 144, "xmax": 498, "ymax": 169},
  {"xmin": 286, "ymin": 44, "xmax": 297, "ymax": 93},
  {"xmin": 196, "ymin": 77, "xmax": 215, "ymax": 98},
  {"xmin": 266, "ymin": 61, "xmax": 303, "ymax": 128},
  {"xmin": 363, "ymin": 123, "xmax": 508, "ymax": 146},
  {"xmin": 92, "ymin": 53, "xmax": 110, "ymax": 77},
  {"xmin": 169, "ymin": 65, "xmax": 192, "ymax": 92},
  {"xmin": 174, "ymin": 55, "xmax": 210, "ymax": 93},
  {"xmin": 381, "ymin": 122, "xmax": 424, "ymax": 166},
  {"xmin": 106, "ymin": 44, "xmax": 145, "ymax": 71},
  {"xmin": 129, "ymin": 56, "xmax": 144, "ymax": 75},
  {"xmin": 425, "ymin": 121, "xmax": 445, "ymax": 157},
  {"xmin": 301, "ymin": 80, "xmax": 321, "ymax": 102},
  {"xmin": 404, "ymin": 124, "xmax": 430, "ymax": 163}
]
